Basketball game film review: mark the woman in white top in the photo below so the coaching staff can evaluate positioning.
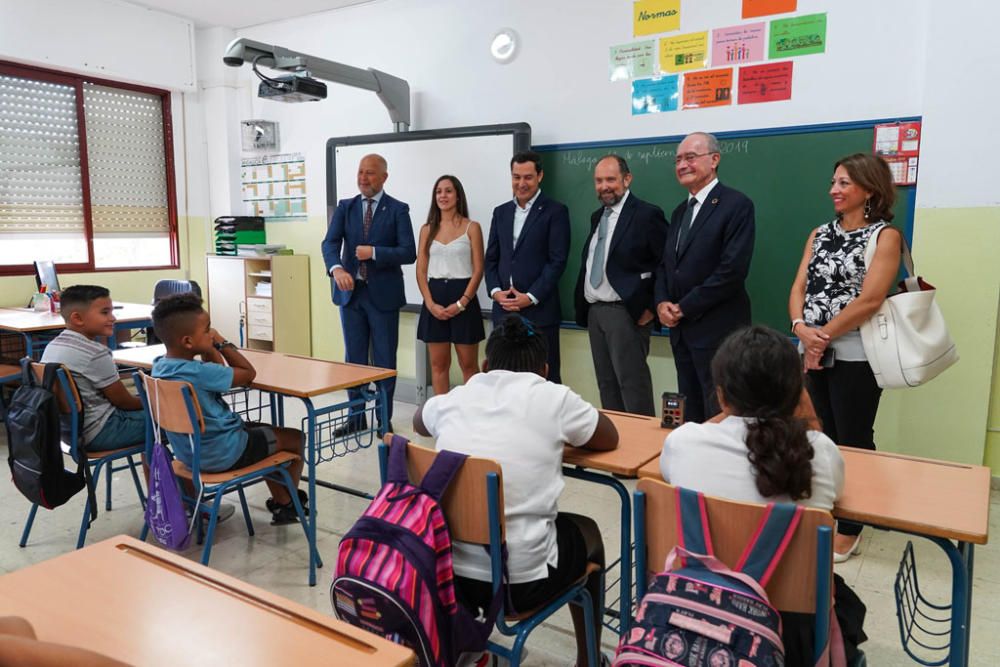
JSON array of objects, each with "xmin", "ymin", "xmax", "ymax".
[
  {"xmin": 416, "ymin": 175, "xmax": 486, "ymax": 396},
  {"xmin": 660, "ymin": 325, "xmax": 866, "ymax": 664}
]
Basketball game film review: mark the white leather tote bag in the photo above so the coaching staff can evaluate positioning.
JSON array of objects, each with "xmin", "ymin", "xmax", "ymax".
[{"xmin": 859, "ymin": 228, "xmax": 958, "ymax": 388}]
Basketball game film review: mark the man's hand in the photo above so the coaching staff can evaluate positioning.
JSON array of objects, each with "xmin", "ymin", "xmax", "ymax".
[
  {"xmin": 637, "ymin": 309, "xmax": 654, "ymax": 326},
  {"xmin": 332, "ymin": 267, "xmax": 354, "ymax": 291},
  {"xmin": 355, "ymin": 245, "xmax": 374, "ymax": 261},
  {"xmin": 657, "ymin": 301, "xmax": 682, "ymax": 327},
  {"xmin": 500, "ymin": 288, "xmax": 532, "ymax": 311}
]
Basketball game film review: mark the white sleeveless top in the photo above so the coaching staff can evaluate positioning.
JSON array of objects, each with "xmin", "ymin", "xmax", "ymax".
[{"xmin": 427, "ymin": 227, "xmax": 474, "ymax": 279}]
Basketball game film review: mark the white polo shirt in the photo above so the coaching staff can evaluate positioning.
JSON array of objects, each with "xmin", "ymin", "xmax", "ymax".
[{"xmin": 421, "ymin": 370, "xmax": 599, "ymax": 583}]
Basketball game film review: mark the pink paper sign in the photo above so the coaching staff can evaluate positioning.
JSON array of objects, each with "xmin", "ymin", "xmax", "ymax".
[{"xmin": 711, "ymin": 22, "xmax": 765, "ymax": 67}]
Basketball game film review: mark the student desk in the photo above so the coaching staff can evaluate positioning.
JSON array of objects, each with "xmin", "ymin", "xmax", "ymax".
[
  {"xmin": 638, "ymin": 447, "xmax": 990, "ymax": 666},
  {"xmin": 562, "ymin": 409, "xmax": 669, "ymax": 634},
  {"xmin": 112, "ymin": 344, "xmax": 396, "ymax": 586},
  {"xmin": 0, "ymin": 302, "xmax": 153, "ymax": 356},
  {"xmin": 0, "ymin": 535, "xmax": 413, "ymax": 666}
]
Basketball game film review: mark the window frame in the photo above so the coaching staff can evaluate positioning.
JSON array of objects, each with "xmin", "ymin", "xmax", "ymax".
[{"xmin": 0, "ymin": 60, "xmax": 179, "ymax": 275}]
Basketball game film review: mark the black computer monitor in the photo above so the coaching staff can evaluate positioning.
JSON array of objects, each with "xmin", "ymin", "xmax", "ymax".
[{"xmin": 34, "ymin": 260, "xmax": 61, "ymax": 293}]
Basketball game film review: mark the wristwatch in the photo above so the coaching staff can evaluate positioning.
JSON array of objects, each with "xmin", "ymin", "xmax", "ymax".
[{"xmin": 213, "ymin": 340, "xmax": 235, "ymax": 351}]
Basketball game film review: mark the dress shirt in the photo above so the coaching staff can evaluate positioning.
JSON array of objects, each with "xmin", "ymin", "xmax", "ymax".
[
  {"xmin": 330, "ymin": 189, "xmax": 384, "ymax": 275},
  {"xmin": 684, "ymin": 178, "xmax": 718, "ymax": 234},
  {"xmin": 584, "ymin": 190, "xmax": 630, "ymax": 303}
]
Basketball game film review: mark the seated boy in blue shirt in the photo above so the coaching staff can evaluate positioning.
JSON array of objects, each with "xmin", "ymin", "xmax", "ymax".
[
  {"xmin": 150, "ymin": 293, "xmax": 306, "ymax": 525},
  {"xmin": 40, "ymin": 285, "xmax": 145, "ymax": 451}
]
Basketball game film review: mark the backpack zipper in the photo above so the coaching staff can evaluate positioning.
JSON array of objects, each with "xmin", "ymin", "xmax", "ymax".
[
  {"xmin": 639, "ymin": 592, "xmax": 783, "ymax": 648},
  {"xmin": 332, "ymin": 577, "xmax": 435, "ymax": 665}
]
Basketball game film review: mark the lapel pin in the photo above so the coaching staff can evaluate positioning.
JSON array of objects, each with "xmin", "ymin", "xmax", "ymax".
[{"xmin": 711, "ymin": 198, "xmax": 719, "ymax": 204}]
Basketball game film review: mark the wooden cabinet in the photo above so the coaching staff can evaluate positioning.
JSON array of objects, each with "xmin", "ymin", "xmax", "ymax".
[{"xmin": 205, "ymin": 255, "xmax": 310, "ymax": 355}]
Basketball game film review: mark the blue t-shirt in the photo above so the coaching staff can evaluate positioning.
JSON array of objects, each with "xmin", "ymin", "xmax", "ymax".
[{"xmin": 150, "ymin": 357, "xmax": 246, "ymax": 472}]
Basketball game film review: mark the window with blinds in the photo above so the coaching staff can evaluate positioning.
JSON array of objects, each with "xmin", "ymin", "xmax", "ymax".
[{"xmin": 0, "ymin": 62, "xmax": 176, "ymax": 272}]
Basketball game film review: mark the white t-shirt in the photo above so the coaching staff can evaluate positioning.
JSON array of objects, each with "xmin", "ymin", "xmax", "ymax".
[
  {"xmin": 421, "ymin": 370, "xmax": 599, "ymax": 583},
  {"xmin": 659, "ymin": 416, "xmax": 844, "ymax": 511}
]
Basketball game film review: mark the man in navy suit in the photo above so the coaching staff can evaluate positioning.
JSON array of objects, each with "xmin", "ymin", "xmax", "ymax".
[
  {"xmin": 574, "ymin": 155, "xmax": 667, "ymax": 416},
  {"xmin": 485, "ymin": 151, "xmax": 570, "ymax": 382},
  {"xmin": 655, "ymin": 132, "xmax": 755, "ymax": 423},
  {"xmin": 322, "ymin": 154, "xmax": 416, "ymax": 433}
]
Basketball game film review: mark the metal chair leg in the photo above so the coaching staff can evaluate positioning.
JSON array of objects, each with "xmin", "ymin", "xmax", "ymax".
[
  {"xmin": 19, "ymin": 504, "xmax": 39, "ymax": 547},
  {"xmin": 105, "ymin": 459, "xmax": 113, "ymax": 511},
  {"xmin": 237, "ymin": 485, "xmax": 254, "ymax": 536}
]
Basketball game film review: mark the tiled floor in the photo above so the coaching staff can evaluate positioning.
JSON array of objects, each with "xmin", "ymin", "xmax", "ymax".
[{"xmin": 1, "ymin": 394, "xmax": 997, "ymax": 665}]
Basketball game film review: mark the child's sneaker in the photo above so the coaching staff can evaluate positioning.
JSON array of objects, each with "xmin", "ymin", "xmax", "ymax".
[
  {"xmin": 266, "ymin": 489, "xmax": 308, "ymax": 514},
  {"xmin": 270, "ymin": 502, "xmax": 301, "ymax": 525}
]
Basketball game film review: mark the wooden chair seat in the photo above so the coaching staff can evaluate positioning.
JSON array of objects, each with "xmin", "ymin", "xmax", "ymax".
[
  {"xmin": 0, "ymin": 363, "xmax": 21, "ymax": 379},
  {"xmin": 503, "ymin": 561, "xmax": 602, "ymax": 621},
  {"xmin": 85, "ymin": 444, "xmax": 144, "ymax": 460},
  {"xmin": 171, "ymin": 452, "xmax": 300, "ymax": 484}
]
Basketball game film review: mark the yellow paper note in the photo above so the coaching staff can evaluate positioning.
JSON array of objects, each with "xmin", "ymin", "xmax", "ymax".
[
  {"xmin": 634, "ymin": 0, "xmax": 680, "ymax": 37},
  {"xmin": 660, "ymin": 31, "xmax": 709, "ymax": 73}
]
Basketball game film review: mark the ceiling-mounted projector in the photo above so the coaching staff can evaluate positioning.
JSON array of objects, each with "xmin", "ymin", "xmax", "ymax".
[{"xmin": 258, "ymin": 75, "xmax": 327, "ymax": 103}]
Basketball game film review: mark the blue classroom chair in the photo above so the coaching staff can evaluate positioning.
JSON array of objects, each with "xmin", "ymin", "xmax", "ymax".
[
  {"xmin": 18, "ymin": 362, "xmax": 146, "ymax": 550},
  {"xmin": 134, "ymin": 371, "xmax": 320, "ymax": 579},
  {"xmin": 378, "ymin": 440, "xmax": 600, "ymax": 667}
]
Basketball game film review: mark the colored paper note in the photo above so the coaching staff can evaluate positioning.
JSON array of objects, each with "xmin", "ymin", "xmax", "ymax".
[
  {"xmin": 660, "ymin": 32, "xmax": 709, "ymax": 73},
  {"xmin": 738, "ymin": 61, "xmax": 793, "ymax": 104},
  {"xmin": 634, "ymin": 0, "xmax": 680, "ymax": 36},
  {"xmin": 743, "ymin": 0, "xmax": 796, "ymax": 19},
  {"xmin": 682, "ymin": 68, "xmax": 734, "ymax": 109},
  {"xmin": 610, "ymin": 41, "xmax": 656, "ymax": 81},
  {"xmin": 632, "ymin": 76, "xmax": 680, "ymax": 115},
  {"xmin": 712, "ymin": 23, "xmax": 765, "ymax": 66},
  {"xmin": 769, "ymin": 13, "xmax": 827, "ymax": 58}
]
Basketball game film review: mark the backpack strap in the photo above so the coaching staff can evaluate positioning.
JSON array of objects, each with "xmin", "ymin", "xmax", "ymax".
[
  {"xmin": 385, "ymin": 434, "xmax": 412, "ymax": 484},
  {"xmin": 676, "ymin": 486, "xmax": 714, "ymax": 557},
  {"xmin": 418, "ymin": 449, "xmax": 468, "ymax": 501},
  {"xmin": 734, "ymin": 502, "xmax": 804, "ymax": 587}
]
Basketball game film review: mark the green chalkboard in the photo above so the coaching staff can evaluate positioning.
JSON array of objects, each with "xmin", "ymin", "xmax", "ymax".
[{"xmin": 535, "ymin": 122, "xmax": 915, "ymax": 332}]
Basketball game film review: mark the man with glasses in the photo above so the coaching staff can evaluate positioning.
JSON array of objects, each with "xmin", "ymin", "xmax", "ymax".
[{"xmin": 654, "ymin": 132, "xmax": 755, "ymax": 422}]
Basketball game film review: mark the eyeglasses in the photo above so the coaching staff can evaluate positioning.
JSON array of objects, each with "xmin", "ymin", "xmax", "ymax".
[{"xmin": 674, "ymin": 152, "xmax": 717, "ymax": 165}]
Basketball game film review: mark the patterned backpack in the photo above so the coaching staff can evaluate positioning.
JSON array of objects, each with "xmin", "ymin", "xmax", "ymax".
[
  {"xmin": 615, "ymin": 487, "xmax": 816, "ymax": 667},
  {"xmin": 332, "ymin": 436, "xmax": 501, "ymax": 666}
]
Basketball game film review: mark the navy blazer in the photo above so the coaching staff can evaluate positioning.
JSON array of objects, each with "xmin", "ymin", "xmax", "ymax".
[
  {"xmin": 574, "ymin": 193, "xmax": 668, "ymax": 327},
  {"xmin": 321, "ymin": 192, "xmax": 416, "ymax": 311},
  {"xmin": 654, "ymin": 182, "xmax": 755, "ymax": 348},
  {"xmin": 484, "ymin": 192, "xmax": 570, "ymax": 327}
]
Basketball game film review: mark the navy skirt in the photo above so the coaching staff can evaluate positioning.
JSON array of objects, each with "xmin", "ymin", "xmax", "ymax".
[{"xmin": 417, "ymin": 278, "xmax": 485, "ymax": 345}]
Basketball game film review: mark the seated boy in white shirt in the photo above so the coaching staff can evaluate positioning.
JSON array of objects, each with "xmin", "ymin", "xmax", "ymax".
[{"xmin": 414, "ymin": 314, "xmax": 618, "ymax": 667}]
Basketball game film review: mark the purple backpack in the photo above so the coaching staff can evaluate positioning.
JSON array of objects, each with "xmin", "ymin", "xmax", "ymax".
[
  {"xmin": 615, "ymin": 488, "xmax": 805, "ymax": 667},
  {"xmin": 143, "ymin": 379, "xmax": 195, "ymax": 551},
  {"xmin": 332, "ymin": 437, "xmax": 501, "ymax": 666}
]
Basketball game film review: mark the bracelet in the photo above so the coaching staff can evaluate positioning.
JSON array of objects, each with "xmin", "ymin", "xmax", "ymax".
[
  {"xmin": 790, "ymin": 319, "xmax": 805, "ymax": 333},
  {"xmin": 455, "ymin": 300, "xmax": 466, "ymax": 312}
]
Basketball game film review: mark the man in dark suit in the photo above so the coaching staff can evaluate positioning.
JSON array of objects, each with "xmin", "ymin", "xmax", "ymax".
[
  {"xmin": 655, "ymin": 132, "xmax": 755, "ymax": 423},
  {"xmin": 485, "ymin": 151, "xmax": 570, "ymax": 382},
  {"xmin": 574, "ymin": 155, "xmax": 667, "ymax": 415},
  {"xmin": 321, "ymin": 153, "xmax": 416, "ymax": 433}
]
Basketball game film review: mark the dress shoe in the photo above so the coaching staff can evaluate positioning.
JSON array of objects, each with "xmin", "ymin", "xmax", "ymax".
[
  {"xmin": 833, "ymin": 533, "xmax": 862, "ymax": 563},
  {"xmin": 333, "ymin": 417, "xmax": 367, "ymax": 438}
]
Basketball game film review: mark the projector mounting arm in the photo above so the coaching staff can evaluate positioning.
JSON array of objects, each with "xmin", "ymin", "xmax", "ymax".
[{"xmin": 223, "ymin": 38, "xmax": 410, "ymax": 131}]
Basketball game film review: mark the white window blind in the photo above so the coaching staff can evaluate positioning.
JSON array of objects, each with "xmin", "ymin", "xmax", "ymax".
[
  {"xmin": 0, "ymin": 74, "xmax": 85, "ymax": 234},
  {"xmin": 83, "ymin": 83, "xmax": 169, "ymax": 236}
]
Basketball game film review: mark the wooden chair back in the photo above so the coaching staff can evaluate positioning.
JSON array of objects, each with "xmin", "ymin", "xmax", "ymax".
[
  {"xmin": 137, "ymin": 372, "xmax": 205, "ymax": 435},
  {"xmin": 403, "ymin": 442, "xmax": 505, "ymax": 545},
  {"xmin": 31, "ymin": 362, "xmax": 80, "ymax": 416},
  {"xmin": 637, "ymin": 478, "xmax": 834, "ymax": 613}
]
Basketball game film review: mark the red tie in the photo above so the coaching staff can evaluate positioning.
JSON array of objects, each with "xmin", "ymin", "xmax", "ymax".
[{"xmin": 359, "ymin": 198, "xmax": 374, "ymax": 280}]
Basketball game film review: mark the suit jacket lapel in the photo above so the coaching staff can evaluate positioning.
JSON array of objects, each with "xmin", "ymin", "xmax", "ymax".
[
  {"xmin": 678, "ymin": 184, "xmax": 723, "ymax": 259},
  {"xmin": 607, "ymin": 194, "xmax": 637, "ymax": 257}
]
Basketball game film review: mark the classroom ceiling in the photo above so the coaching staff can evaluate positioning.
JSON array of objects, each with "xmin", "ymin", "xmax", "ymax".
[{"xmin": 128, "ymin": 0, "xmax": 377, "ymax": 29}]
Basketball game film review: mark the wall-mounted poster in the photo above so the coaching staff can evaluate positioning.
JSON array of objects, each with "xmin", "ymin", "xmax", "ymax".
[
  {"xmin": 632, "ymin": 76, "xmax": 680, "ymax": 114},
  {"xmin": 633, "ymin": 0, "xmax": 680, "ymax": 37},
  {"xmin": 660, "ymin": 32, "xmax": 709, "ymax": 73},
  {"xmin": 738, "ymin": 61, "xmax": 793, "ymax": 104},
  {"xmin": 712, "ymin": 23, "xmax": 766, "ymax": 66},
  {"xmin": 683, "ymin": 68, "xmax": 734, "ymax": 109},
  {"xmin": 768, "ymin": 13, "xmax": 827, "ymax": 58},
  {"xmin": 610, "ymin": 41, "xmax": 656, "ymax": 81},
  {"xmin": 743, "ymin": 0, "xmax": 797, "ymax": 19},
  {"xmin": 241, "ymin": 153, "xmax": 307, "ymax": 220}
]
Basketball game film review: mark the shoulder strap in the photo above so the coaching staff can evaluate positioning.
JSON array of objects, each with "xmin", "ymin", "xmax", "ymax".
[
  {"xmin": 676, "ymin": 487, "xmax": 714, "ymax": 557},
  {"xmin": 734, "ymin": 502, "xmax": 804, "ymax": 587},
  {"xmin": 418, "ymin": 449, "xmax": 468, "ymax": 501},
  {"xmin": 40, "ymin": 363, "xmax": 59, "ymax": 390},
  {"xmin": 18, "ymin": 357, "xmax": 35, "ymax": 386},
  {"xmin": 863, "ymin": 223, "xmax": 915, "ymax": 277},
  {"xmin": 385, "ymin": 434, "xmax": 411, "ymax": 484}
]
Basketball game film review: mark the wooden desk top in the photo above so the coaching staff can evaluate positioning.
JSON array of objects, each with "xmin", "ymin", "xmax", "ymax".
[
  {"xmin": 563, "ymin": 410, "xmax": 670, "ymax": 477},
  {"xmin": 113, "ymin": 344, "xmax": 396, "ymax": 398},
  {"xmin": 835, "ymin": 446, "xmax": 991, "ymax": 545},
  {"xmin": 0, "ymin": 302, "xmax": 152, "ymax": 332},
  {"xmin": 638, "ymin": 441, "xmax": 991, "ymax": 545},
  {"xmin": 0, "ymin": 536, "xmax": 413, "ymax": 667}
]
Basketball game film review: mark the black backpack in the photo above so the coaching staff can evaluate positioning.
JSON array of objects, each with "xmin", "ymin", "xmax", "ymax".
[{"xmin": 5, "ymin": 359, "xmax": 96, "ymax": 522}]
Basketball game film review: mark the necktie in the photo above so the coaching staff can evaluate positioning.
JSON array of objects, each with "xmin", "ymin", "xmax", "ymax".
[
  {"xmin": 359, "ymin": 198, "xmax": 374, "ymax": 280},
  {"xmin": 589, "ymin": 207, "xmax": 612, "ymax": 288},
  {"xmin": 675, "ymin": 197, "xmax": 698, "ymax": 251}
]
